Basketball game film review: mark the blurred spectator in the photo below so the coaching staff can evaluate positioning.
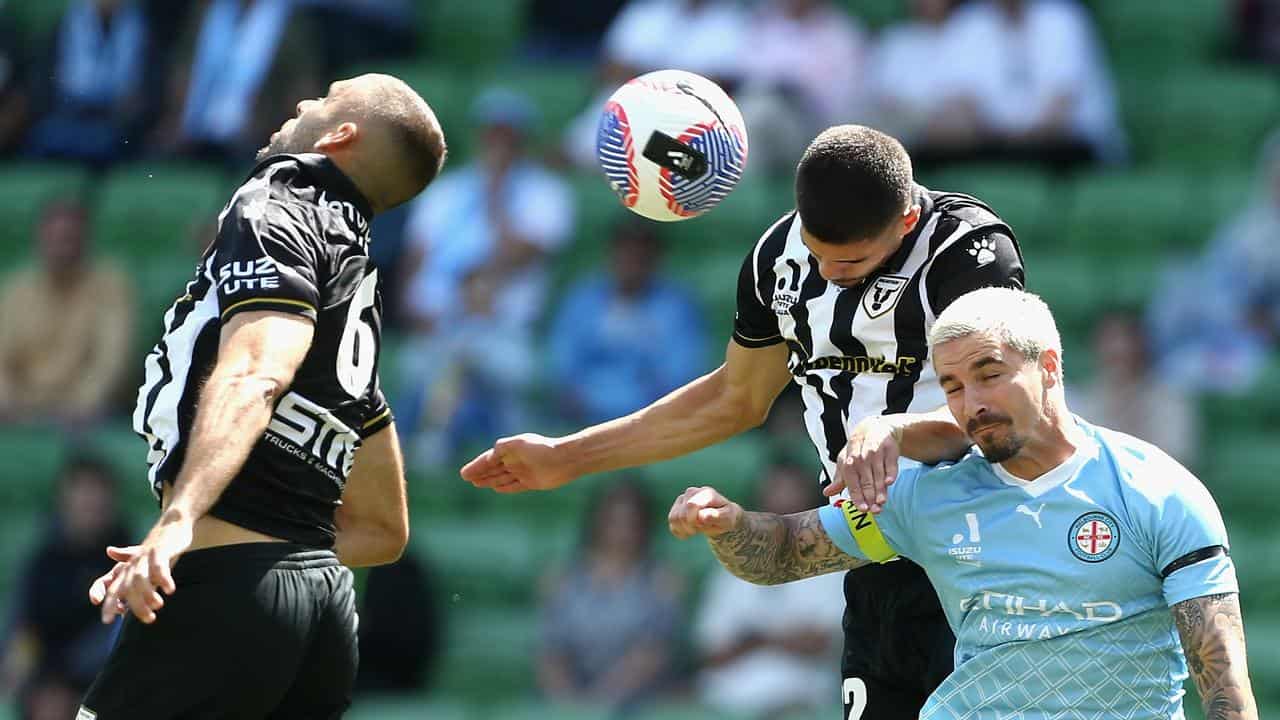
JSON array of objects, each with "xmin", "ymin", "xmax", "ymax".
[
  {"xmin": 735, "ymin": 0, "xmax": 869, "ymax": 175},
  {"xmin": 935, "ymin": 0, "xmax": 1125, "ymax": 167},
  {"xmin": 868, "ymin": 0, "xmax": 982, "ymax": 154},
  {"xmin": 155, "ymin": 0, "xmax": 322, "ymax": 164},
  {"xmin": 401, "ymin": 86, "xmax": 574, "ymax": 334},
  {"xmin": 0, "ymin": 12, "xmax": 31, "ymax": 156},
  {"xmin": 354, "ymin": 550, "xmax": 441, "ymax": 694},
  {"xmin": 399, "ymin": 265, "xmax": 538, "ymax": 465},
  {"xmin": 1234, "ymin": 0, "xmax": 1280, "ymax": 65},
  {"xmin": 538, "ymin": 479, "xmax": 683, "ymax": 712},
  {"xmin": 695, "ymin": 463, "xmax": 843, "ymax": 719},
  {"xmin": 562, "ymin": 0, "xmax": 748, "ymax": 168},
  {"xmin": 548, "ymin": 221, "xmax": 708, "ymax": 424},
  {"xmin": 1149, "ymin": 128, "xmax": 1280, "ymax": 392},
  {"xmin": 24, "ymin": 0, "xmax": 152, "ymax": 166},
  {"xmin": 0, "ymin": 199, "xmax": 135, "ymax": 426},
  {"xmin": 1, "ymin": 456, "xmax": 133, "ymax": 703},
  {"xmin": 1071, "ymin": 310, "xmax": 1199, "ymax": 467},
  {"xmin": 524, "ymin": 0, "xmax": 628, "ymax": 62}
]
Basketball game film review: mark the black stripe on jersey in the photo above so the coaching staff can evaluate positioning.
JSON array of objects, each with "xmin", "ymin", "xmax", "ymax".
[
  {"xmin": 790, "ymin": 257, "xmax": 849, "ymax": 466},
  {"xmin": 751, "ymin": 215, "xmax": 793, "ymax": 318},
  {"xmin": 158, "ymin": 322, "xmax": 221, "ymax": 484},
  {"xmin": 827, "ymin": 284, "xmax": 871, "ymax": 435}
]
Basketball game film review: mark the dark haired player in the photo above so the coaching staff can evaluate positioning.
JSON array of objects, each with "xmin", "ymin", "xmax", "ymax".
[
  {"xmin": 463, "ymin": 124, "xmax": 1024, "ymax": 717},
  {"xmin": 79, "ymin": 74, "xmax": 446, "ymax": 719}
]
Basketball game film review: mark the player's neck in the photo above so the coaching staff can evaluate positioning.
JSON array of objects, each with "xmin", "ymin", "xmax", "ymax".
[{"xmin": 997, "ymin": 413, "xmax": 1086, "ymax": 481}]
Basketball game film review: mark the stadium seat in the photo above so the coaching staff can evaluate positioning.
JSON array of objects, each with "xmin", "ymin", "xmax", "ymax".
[
  {"xmin": 833, "ymin": 0, "xmax": 906, "ymax": 31},
  {"xmin": 423, "ymin": 0, "xmax": 529, "ymax": 68},
  {"xmin": 483, "ymin": 64, "xmax": 597, "ymax": 154},
  {"xmin": 1150, "ymin": 69, "xmax": 1280, "ymax": 172},
  {"xmin": 433, "ymin": 605, "xmax": 539, "ymax": 702},
  {"xmin": 4, "ymin": 0, "xmax": 70, "ymax": 54},
  {"xmin": 0, "ymin": 426, "xmax": 66, "ymax": 508},
  {"xmin": 0, "ymin": 163, "xmax": 89, "ymax": 269},
  {"xmin": 1063, "ymin": 171, "xmax": 1198, "ymax": 257},
  {"xmin": 1091, "ymin": 0, "xmax": 1225, "ymax": 72},
  {"xmin": 1199, "ymin": 359, "xmax": 1280, "ymax": 433},
  {"xmin": 92, "ymin": 164, "xmax": 227, "ymax": 262},
  {"xmin": 919, "ymin": 165, "xmax": 1055, "ymax": 249},
  {"xmin": 412, "ymin": 516, "xmax": 546, "ymax": 605},
  {"xmin": 1199, "ymin": 431, "xmax": 1280, "ymax": 526},
  {"xmin": 487, "ymin": 702, "xmax": 611, "ymax": 720},
  {"xmin": 346, "ymin": 696, "xmax": 471, "ymax": 720}
]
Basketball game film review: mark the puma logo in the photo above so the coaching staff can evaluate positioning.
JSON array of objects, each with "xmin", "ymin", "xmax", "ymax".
[{"xmin": 1016, "ymin": 503, "xmax": 1046, "ymax": 528}]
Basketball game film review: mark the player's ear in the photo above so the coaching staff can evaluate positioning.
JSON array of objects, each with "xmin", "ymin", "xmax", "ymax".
[
  {"xmin": 314, "ymin": 122, "xmax": 359, "ymax": 152},
  {"xmin": 1039, "ymin": 349, "xmax": 1062, "ymax": 388},
  {"xmin": 901, "ymin": 203, "xmax": 921, "ymax": 235}
]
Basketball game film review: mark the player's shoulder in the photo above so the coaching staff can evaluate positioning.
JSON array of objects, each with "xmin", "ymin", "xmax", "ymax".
[
  {"xmin": 748, "ymin": 210, "xmax": 798, "ymax": 258},
  {"xmin": 1082, "ymin": 418, "xmax": 1203, "ymax": 502},
  {"xmin": 925, "ymin": 187, "xmax": 1012, "ymax": 237},
  {"xmin": 895, "ymin": 450, "xmax": 993, "ymax": 495}
]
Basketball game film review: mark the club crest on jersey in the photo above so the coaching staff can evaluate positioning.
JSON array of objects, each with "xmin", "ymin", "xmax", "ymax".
[
  {"xmin": 1069, "ymin": 512, "xmax": 1120, "ymax": 563},
  {"xmin": 862, "ymin": 275, "xmax": 908, "ymax": 318}
]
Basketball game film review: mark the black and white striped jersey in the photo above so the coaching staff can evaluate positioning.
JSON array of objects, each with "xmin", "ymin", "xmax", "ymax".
[
  {"xmin": 133, "ymin": 153, "xmax": 392, "ymax": 547},
  {"xmin": 733, "ymin": 186, "xmax": 1024, "ymax": 489}
]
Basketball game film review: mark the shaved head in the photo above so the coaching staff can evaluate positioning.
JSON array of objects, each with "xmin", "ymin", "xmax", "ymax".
[{"xmin": 260, "ymin": 73, "xmax": 447, "ymax": 213}]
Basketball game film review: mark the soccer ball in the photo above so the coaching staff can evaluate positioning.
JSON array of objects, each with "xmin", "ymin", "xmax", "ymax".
[{"xmin": 596, "ymin": 69, "xmax": 749, "ymax": 222}]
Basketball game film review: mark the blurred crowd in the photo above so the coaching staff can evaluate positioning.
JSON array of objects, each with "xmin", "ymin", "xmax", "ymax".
[{"xmin": 1, "ymin": 0, "xmax": 1278, "ymax": 717}]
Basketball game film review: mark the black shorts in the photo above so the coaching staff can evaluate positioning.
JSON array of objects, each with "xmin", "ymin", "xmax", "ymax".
[
  {"xmin": 80, "ymin": 543, "xmax": 357, "ymax": 720},
  {"xmin": 841, "ymin": 559, "xmax": 955, "ymax": 720}
]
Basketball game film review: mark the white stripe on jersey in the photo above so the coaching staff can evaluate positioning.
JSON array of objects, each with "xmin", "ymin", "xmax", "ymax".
[{"xmin": 133, "ymin": 261, "xmax": 219, "ymax": 498}]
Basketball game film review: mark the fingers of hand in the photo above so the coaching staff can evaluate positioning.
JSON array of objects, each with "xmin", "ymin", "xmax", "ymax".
[
  {"xmin": 149, "ymin": 553, "xmax": 177, "ymax": 596},
  {"xmin": 460, "ymin": 449, "xmax": 498, "ymax": 485}
]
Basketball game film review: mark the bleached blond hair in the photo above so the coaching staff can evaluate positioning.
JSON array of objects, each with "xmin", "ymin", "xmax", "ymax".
[{"xmin": 929, "ymin": 287, "xmax": 1062, "ymax": 363}]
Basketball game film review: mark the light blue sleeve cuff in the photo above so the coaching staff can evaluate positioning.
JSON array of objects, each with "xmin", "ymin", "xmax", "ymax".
[
  {"xmin": 1163, "ymin": 554, "xmax": 1239, "ymax": 608},
  {"xmin": 819, "ymin": 504, "xmax": 867, "ymax": 561}
]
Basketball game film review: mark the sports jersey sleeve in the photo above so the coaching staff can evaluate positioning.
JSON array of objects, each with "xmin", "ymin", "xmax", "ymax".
[
  {"xmin": 357, "ymin": 382, "xmax": 394, "ymax": 439},
  {"xmin": 818, "ymin": 459, "xmax": 926, "ymax": 563},
  {"xmin": 926, "ymin": 230, "xmax": 1024, "ymax": 315},
  {"xmin": 213, "ymin": 193, "xmax": 323, "ymax": 323},
  {"xmin": 731, "ymin": 247, "xmax": 783, "ymax": 348},
  {"xmin": 1147, "ymin": 465, "xmax": 1239, "ymax": 607}
]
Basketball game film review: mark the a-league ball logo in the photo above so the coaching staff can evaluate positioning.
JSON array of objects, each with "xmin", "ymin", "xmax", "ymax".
[{"xmin": 1069, "ymin": 512, "xmax": 1120, "ymax": 563}]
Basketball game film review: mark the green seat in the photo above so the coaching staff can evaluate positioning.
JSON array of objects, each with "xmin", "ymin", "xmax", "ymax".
[
  {"xmin": 0, "ymin": 426, "xmax": 66, "ymax": 507},
  {"xmin": 434, "ymin": 605, "xmax": 539, "ymax": 702},
  {"xmin": 4, "ymin": 0, "xmax": 70, "ymax": 54},
  {"xmin": 667, "ymin": 248, "xmax": 742, "ymax": 339},
  {"xmin": 346, "ymin": 696, "xmax": 471, "ymax": 720},
  {"xmin": 482, "ymin": 64, "xmax": 597, "ymax": 153},
  {"xmin": 487, "ymin": 702, "xmax": 611, "ymax": 720},
  {"xmin": 413, "ymin": 516, "xmax": 544, "ymax": 604},
  {"xmin": 0, "ymin": 164, "xmax": 90, "ymax": 269},
  {"xmin": 1199, "ymin": 431, "xmax": 1280, "ymax": 526},
  {"xmin": 1064, "ymin": 171, "xmax": 1196, "ymax": 258},
  {"xmin": 424, "ymin": 0, "xmax": 529, "ymax": 68},
  {"xmin": 1228, "ymin": 526, "xmax": 1280, "ymax": 611},
  {"xmin": 1092, "ymin": 0, "xmax": 1225, "ymax": 72},
  {"xmin": 834, "ymin": 0, "xmax": 906, "ymax": 31},
  {"xmin": 921, "ymin": 166, "xmax": 1054, "ymax": 248},
  {"xmin": 1199, "ymin": 359, "xmax": 1280, "ymax": 432},
  {"xmin": 92, "ymin": 165, "xmax": 227, "ymax": 262},
  {"xmin": 1149, "ymin": 69, "xmax": 1280, "ymax": 171}
]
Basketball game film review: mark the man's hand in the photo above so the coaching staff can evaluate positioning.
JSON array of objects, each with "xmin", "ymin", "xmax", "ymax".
[
  {"xmin": 826, "ymin": 416, "xmax": 902, "ymax": 513},
  {"xmin": 668, "ymin": 487, "xmax": 743, "ymax": 539},
  {"xmin": 97, "ymin": 519, "xmax": 194, "ymax": 624},
  {"xmin": 460, "ymin": 433, "xmax": 579, "ymax": 493},
  {"xmin": 88, "ymin": 545, "xmax": 140, "ymax": 621}
]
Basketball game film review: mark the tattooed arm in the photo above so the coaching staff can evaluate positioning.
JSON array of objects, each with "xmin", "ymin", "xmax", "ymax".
[
  {"xmin": 667, "ymin": 486, "xmax": 868, "ymax": 585},
  {"xmin": 1171, "ymin": 593, "xmax": 1257, "ymax": 720}
]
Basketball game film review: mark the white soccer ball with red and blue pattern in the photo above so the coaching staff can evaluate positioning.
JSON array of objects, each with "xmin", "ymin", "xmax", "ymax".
[{"xmin": 596, "ymin": 69, "xmax": 748, "ymax": 222}]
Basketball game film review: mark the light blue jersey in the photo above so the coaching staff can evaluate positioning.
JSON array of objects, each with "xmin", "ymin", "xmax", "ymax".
[{"xmin": 819, "ymin": 419, "xmax": 1238, "ymax": 719}]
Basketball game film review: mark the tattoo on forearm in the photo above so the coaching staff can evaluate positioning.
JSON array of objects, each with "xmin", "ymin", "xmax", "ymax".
[
  {"xmin": 1172, "ymin": 593, "xmax": 1257, "ymax": 720},
  {"xmin": 707, "ymin": 510, "xmax": 867, "ymax": 585}
]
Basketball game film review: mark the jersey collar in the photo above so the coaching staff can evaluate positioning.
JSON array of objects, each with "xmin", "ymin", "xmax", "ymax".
[
  {"xmin": 989, "ymin": 427, "xmax": 1097, "ymax": 498},
  {"xmin": 250, "ymin": 153, "xmax": 375, "ymax": 222}
]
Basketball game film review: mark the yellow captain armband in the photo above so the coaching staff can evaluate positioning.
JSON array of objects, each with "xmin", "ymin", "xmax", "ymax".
[{"xmin": 836, "ymin": 499, "xmax": 898, "ymax": 564}]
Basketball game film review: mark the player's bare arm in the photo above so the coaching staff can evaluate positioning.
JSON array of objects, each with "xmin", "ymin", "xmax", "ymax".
[
  {"xmin": 669, "ymin": 486, "xmax": 868, "ymax": 586},
  {"xmin": 461, "ymin": 339, "xmax": 791, "ymax": 493},
  {"xmin": 99, "ymin": 310, "xmax": 314, "ymax": 624},
  {"xmin": 334, "ymin": 422, "xmax": 409, "ymax": 567},
  {"xmin": 835, "ymin": 405, "xmax": 971, "ymax": 513},
  {"xmin": 1171, "ymin": 593, "xmax": 1258, "ymax": 720}
]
